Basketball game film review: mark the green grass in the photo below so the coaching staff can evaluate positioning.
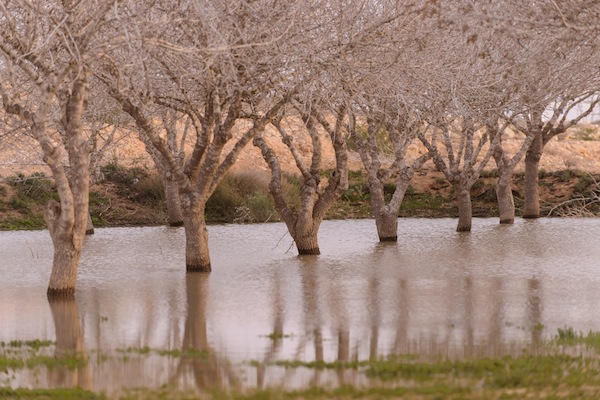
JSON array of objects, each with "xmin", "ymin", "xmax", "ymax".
[
  {"xmin": 0, "ymin": 387, "xmax": 105, "ymax": 399},
  {"xmin": 6, "ymin": 331, "xmax": 600, "ymax": 399}
]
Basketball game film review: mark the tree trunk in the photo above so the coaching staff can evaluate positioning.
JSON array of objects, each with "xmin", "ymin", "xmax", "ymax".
[
  {"xmin": 183, "ymin": 204, "xmax": 211, "ymax": 272},
  {"xmin": 164, "ymin": 177, "xmax": 184, "ymax": 227},
  {"xmin": 86, "ymin": 211, "xmax": 95, "ymax": 235},
  {"xmin": 455, "ymin": 185, "xmax": 472, "ymax": 232},
  {"xmin": 293, "ymin": 228, "xmax": 321, "ymax": 255},
  {"xmin": 46, "ymin": 203, "xmax": 83, "ymax": 298},
  {"xmin": 523, "ymin": 133, "xmax": 543, "ymax": 219},
  {"xmin": 369, "ymin": 179, "xmax": 398, "ymax": 242},
  {"xmin": 496, "ymin": 176, "xmax": 515, "ymax": 224},
  {"xmin": 45, "ymin": 69, "xmax": 90, "ymax": 297},
  {"xmin": 374, "ymin": 211, "xmax": 398, "ymax": 242}
]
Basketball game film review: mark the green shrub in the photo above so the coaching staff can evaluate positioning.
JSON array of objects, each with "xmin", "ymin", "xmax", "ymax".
[
  {"xmin": 101, "ymin": 163, "xmax": 148, "ymax": 185},
  {"xmin": 246, "ymin": 192, "xmax": 277, "ymax": 222},
  {"xmin": 281, "ymin": 173, "xmax": 302, "ymax": 211},
  {"xmin": 557, "ymin": 169, "xmax": 573, "ymax": 182},
  {"xmin": 133, "ymin": 174, "xmax": 164, "ymax": 202},
  {"xmin": 9, "ymin": 172, "xmax": 56, "ymax": 203},
  {"xmin": 479, "ymin": 169, "xmax": 498, "ymax": 178},
  {"xmin": 574, "ymin": 174, "xmax": 595, "ymax": 194},
  {"xmin": 207, "ymin": 178, "xmax": 244, "ymax": 221},
  {"xmin": 342, "ymin": 184, "xmax": 369, "ymax": 202}
]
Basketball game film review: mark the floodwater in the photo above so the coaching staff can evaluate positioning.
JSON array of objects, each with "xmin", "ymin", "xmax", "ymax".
[{"xmin": 1, "ymin": 218, "xmax": 600, "ymax": 394}]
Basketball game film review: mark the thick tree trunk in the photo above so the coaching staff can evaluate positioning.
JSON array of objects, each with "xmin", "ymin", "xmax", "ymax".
[
  {"xmin": 164, "ymin": 177, "xmax": 184, "ymax": 227},
  {"xmin": 496, "ymin": 177, "xmax": 515, "ymax": 224},
  {"xmin": 293, "ymin": 229, "xmax": 321, "ymax": 255},
  {"xmin": 374, "ymin": 211, "xmax": 398, "ymax": 242},
  {"xmin": 45, "ymin": 69, "xmax": 90, "ymax": 297},
  {"xmin": 183, "ymin": 205, "xmax": 211, "ymax": 272},
  {"xmin": 493, "ymin": 147, "xmax": 516, "ymax": 225},
  {"xmin": 45, "ymin": 202, "xmax": 84, "ymax": 298},
  {"xmin": 455, "ymin": 185, "xmax": 472, "ymax": 232},
  {"xmin": 85, "ymin": 211, "xmax": 94, "ymax": 235},
  {"xmin": 523, "ymin": 133, "xmax": 543, "ymax": 219},
  {"xmin": 369, "ymin": 180, "xmax": 398, "ymax": 242}
]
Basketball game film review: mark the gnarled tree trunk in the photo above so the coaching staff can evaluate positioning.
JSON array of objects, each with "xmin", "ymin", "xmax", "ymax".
[
  {"xmin": 368, "ymin": 179, "xmax": 398, "ymax": 242},
  {"xmin": 496, "ymin": 176, "xmax": 515, "ymax": 224},
  {"xmin": 46, "ymin": 203, "xmax": 85, "ymax": 297},
  {"xmin": 182, "ymin": 200, "xmax": 211, "ymax": 272},
  {"xmin": 47, "ymin": 70, "xmax": 91, "ymax": 297},
  {"xmin": 455, "ymin": 184, "xmax": 472, "ymax": 232},
  {"xmin": 523, "ymin": 132, "xmax": 543, "ymax": 219},
  {"xmin": 374, "ymin": 210, "xmax": 398, "ymax": 242},
  {"xmin": 292, "ymin": 223, "xmax": 321, "ymax": 255},
  {"xmin": 165, "ymin": 177, "xmax": 184, "ymax": 227}
]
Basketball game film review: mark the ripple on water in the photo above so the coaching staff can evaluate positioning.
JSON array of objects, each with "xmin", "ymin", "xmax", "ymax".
[{"xmin": 2, "ymin": 218, "xmax": 600, "ymax": 392}]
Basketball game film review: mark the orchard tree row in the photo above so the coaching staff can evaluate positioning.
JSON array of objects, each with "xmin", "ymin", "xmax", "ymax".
[{"xmin": 0, "ymin": 0, "xmax": 599, "ymax": 296}]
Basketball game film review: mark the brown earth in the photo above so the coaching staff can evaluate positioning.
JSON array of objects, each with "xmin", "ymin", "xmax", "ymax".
[{"xmin": 1, "ymin": 122, "xmax": 600, "ymax": 229}]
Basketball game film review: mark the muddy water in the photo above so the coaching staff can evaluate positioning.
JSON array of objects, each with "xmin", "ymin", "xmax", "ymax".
[{"xmin": 1, "ymin": 218, "xmax": 600, "ymax": 393}]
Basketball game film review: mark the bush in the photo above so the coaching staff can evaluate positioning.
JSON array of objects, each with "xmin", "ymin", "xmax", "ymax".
[
  {"xmin": 246, "ymin": 192, "xmax": 277, "ymax": 222},
  {"xmin": 133, "ymin": 174, "xmax": 164, "ymax": 202},
  {"xmin": 101, "ymin": 163, "xmax": 148, "ymax": 185},
  {"xmin": 574, "ymin": 174, "xmax": 596, "ymax": 195}
]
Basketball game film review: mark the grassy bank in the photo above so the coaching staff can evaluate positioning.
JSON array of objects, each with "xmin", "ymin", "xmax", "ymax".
[
  {"xmin": 3, "ymin": 329, "xmax": 600, "ymax": 399},
  {"xmin": 1, "ymin": 164, "xmax": 599, "ymax": 230}
]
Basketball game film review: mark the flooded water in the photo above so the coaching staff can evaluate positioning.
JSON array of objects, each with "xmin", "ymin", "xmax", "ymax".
[{"xmin": 2, "ymin": 218, "xmax": 600, "ymax": 394}]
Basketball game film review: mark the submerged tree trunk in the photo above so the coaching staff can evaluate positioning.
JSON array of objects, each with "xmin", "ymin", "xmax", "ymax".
[
  {"xmin": 182, "ymin": 202, "xmax": 211, "ymax": 272},
  {"xmin": 86, "ymin": 212, "xmax": 95, "ymax": 235},
  {"xmin": 369, "ymin": 179, "xmax": 398, "ymax": 242},
  {"xmin": 371, "ymin": 178, "xmax": 412, "ymax": 242},
  {"xmin": 455, "ymin": 184, "xmax": 473, "ymax": 232},
  {"xmin": 496, "ymin": 177, "xmax": 515, "ymax": 224},
  {"xmin": 292, "ymin": 225, "xmax": 321, "ymax": 255},
  {"xmin": 164, "ymin": 177, "xmax": 184, "ymax": 227},
  {"xmin": 374, "ymin": 211, "xmax": 398, "ymax": 242},
  {"xmin": 493, "ymin": 147, "xmax": 516, "ymax": 225},
  {"xmin": 523, "ymin": 133, "xmax": 543, "ymax": 219},
  {"xmin": 46, "ymin": 208, "xmax": 83, "ymax": 298},
  {"xmin": 46, "ymin": 71, "xmax": 91, "ymax": 297}
]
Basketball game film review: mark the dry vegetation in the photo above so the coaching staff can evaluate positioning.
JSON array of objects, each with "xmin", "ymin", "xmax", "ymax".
[{"xmin": 1, "ymin": 123, "xmax": 599, "ymax": 230}]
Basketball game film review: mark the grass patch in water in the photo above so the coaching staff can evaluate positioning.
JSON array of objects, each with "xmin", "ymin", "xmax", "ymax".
[
  {"xmin": 0, "ymin": 387, "xmax": 104, "ymax": 399},
  {"xmin": 1, "ymin": 340, "xmax": 55, "ymax": 350},
  {"xmin": 0, "ymin": 351, "xmax": 88, "ymax": 373},
  {"xmin": 116, "ymin": 346, "xmax": 209, "ymax": 359},
  {"xmin": 553, "ymin": 327, "xmax": 600, "ymax": 351},
  {"xmin": 0, "ymin": 340, "xmax": 87, "ymax": 373}
]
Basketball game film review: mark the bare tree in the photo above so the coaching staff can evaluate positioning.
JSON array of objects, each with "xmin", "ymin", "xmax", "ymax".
[
  {"xmin": 254, "ymin": 103, "xmax": 349, "ymax": 254},
  {"xmin": 519, "ymin": 94, "xmax": 600, "ymax": 218},
  {"xmin": 98, "ymin": 0, "xmax": 306, "ymax": 271},
  {"xmin": 435, "ymin": 0, "xmax": 600, "ymax": 221},
  {"xmin": 0, "ymin": 1, "xmax": 117, "ymax": 296},
  {"xmin": 419, "ymin": 116, "xmax": 495, "ymax": 232},
  {"xmin": 350, "ymin": 107, "xmax": 429, "ymax": 241},
  {"xmin": 488, "ymin": 118, "xmax": 534, "ymax": 224}
]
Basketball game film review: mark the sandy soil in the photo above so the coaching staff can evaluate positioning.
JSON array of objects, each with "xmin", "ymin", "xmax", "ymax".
[{"xmin": 1, "ymin": 122, "xmax": 600, "ymax": 184}]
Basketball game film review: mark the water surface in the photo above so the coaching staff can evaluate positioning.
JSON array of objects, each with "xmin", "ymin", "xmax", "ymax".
[{"xmin": 1, "ymin": 218, "xmax": 600, "ymax": 393}]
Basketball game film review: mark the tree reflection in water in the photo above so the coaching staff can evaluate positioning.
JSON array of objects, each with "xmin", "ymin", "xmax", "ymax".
[
  {"xmin": 3, "ymin": 219, "xmax": 600, "ymax": 394},
  {"xmin": 172, "ymin": 273, "xmax": 238, "ymax": 391},
  {"xmin": 47, "ymin": 297, "xmax": 92, "ymax": 390}
]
